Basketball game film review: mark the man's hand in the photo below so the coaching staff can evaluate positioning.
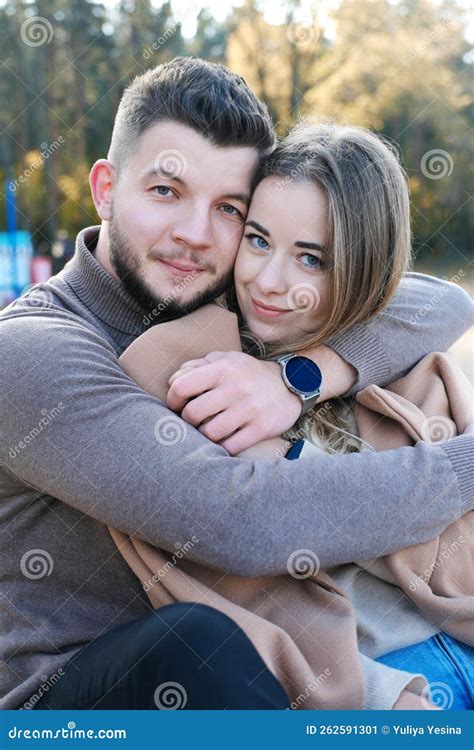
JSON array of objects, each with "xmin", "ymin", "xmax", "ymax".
[
  {"xmin": 167, "ymin": 346, "xmax": 357, "ymax": 455},
  {"xmin": 236, "ymin": 437, "xmax": 290, "ymax": 459},
  {"xmin": 167, "ymin": 351, "xmax": 302, "ymax": 455}
]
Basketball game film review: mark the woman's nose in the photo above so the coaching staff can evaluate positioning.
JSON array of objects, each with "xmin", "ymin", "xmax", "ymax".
[{"xmin": 254, "ymin": 258, "xmax": 288, "ymax": 296}]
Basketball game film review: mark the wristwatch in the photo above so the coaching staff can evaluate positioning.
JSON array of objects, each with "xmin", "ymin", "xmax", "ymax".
[{"xmin": 273, "ymin": 353, "xmax": 323, "ymax": 415}]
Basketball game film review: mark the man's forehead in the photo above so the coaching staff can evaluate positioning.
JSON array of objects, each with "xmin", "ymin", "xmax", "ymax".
[{"xmin": 133, "ymin": 121, "xmax": 259, "ymax": 189}]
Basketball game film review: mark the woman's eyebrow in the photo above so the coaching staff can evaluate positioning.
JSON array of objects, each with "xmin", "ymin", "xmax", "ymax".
[
  {"xmin": 245, "ymin": 220, "xmax": 270, "ymax": 236},
  {"xmin": 295, "ymin": 240, "xmax": 329, "ymax": 254}
]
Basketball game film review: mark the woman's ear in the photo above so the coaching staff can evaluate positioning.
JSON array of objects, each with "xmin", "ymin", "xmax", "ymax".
[{"xmin": 89, "ymin": 159, "xmax": 116, "ymax": 221}]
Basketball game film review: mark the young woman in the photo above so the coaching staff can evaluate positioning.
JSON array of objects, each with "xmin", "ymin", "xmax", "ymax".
[{"xmin": 169, "ymin": 123, "xmax": 473, "ymax": 709}]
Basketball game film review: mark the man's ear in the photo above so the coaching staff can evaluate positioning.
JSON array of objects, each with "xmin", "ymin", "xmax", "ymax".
[{"xmin": 89, "ymin": 159, "xmax": 116, "ymax": 221}]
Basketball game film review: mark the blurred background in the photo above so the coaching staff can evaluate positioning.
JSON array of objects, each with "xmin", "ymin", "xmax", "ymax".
[{"xmin": 0, "ymin": 0, "xmax": 472, "ymax": 372}]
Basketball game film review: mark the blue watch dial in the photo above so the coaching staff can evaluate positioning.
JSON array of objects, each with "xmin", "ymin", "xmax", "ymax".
[{"xmin": 285, "ymin": 356, "xmax": 322, "ymax": 395}]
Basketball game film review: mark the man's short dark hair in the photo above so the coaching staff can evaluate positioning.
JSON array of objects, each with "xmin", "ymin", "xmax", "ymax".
[{"xmin": 108, "ymin": 56, "xmax": 276, "ymax": 170}]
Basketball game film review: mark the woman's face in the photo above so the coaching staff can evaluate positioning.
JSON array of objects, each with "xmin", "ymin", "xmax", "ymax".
[{"xmin": 234, "ymin": 176, "xmax": 333, "ymax": 345}]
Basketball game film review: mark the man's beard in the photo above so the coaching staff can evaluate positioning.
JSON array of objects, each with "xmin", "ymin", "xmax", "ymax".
[{"xmin": 107, "ymin": 217, "xmax": 233, "ymax": 325}]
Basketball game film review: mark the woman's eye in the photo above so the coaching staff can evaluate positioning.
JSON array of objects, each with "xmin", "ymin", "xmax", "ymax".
[
  {"xmin": 219, "ymin": 204, "xmax": 242, "ymax": 218},
  {"xmin": 153, "ymin": 186, "xmax": 174, "ymax": 197},
  {"xmin": 245, "ymin": 233, "xmax": 269, "ymax": 250},
  {"xmin": 300, "ymin": 253, "xmax": 322, "ymax": 270}
]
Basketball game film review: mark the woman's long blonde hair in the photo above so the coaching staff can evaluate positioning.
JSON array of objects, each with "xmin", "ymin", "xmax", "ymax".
[{"xmin": 229, "ymin": 123, "xmax": 413, "ymax": 453}]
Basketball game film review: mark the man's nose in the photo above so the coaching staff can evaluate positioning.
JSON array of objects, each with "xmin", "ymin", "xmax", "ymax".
[{"xmin": 171, "ymin": 204, "xmax": 213, "ymax": 252}]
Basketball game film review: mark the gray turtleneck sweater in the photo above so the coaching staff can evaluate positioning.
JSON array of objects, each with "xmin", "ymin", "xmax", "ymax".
[{"xmin": 1, "ymin": 226, "xmax": 472, "ymax": 711}]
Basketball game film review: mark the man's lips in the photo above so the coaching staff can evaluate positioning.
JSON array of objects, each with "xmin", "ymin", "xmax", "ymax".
[
  {"xmin": 250, "ymin": 297, "xmax": 291, "ymax": 319},
  {"xmin": 157, "ymin": 259, "xmax": 204, "ymax": 277}
]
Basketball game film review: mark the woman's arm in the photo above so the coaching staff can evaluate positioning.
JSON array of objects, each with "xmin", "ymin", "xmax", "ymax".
[{"xmin": 360, "ymin": 654, "xmax": 438, "ymax": 710}]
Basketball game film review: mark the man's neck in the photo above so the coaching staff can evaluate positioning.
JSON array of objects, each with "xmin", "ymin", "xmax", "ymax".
[{"xmin": 94, "ymin": 223, "xmax": 119, "ymax": 281}]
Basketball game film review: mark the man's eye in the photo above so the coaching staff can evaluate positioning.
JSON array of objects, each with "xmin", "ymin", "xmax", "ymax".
[
  {"xmin": 152, "ymin": 186, "xmax": 174, "ymax": 196},
  {"xmin": 219, "ymin": 204, "xmax": 242, "ymax": 218},
  {"xmin": 245, "ymin": 233, "xmax": 269, "ymax": 250},
  {"xmin": 300, "ymin": 253, "xmax": 322, "ymax": 270}
]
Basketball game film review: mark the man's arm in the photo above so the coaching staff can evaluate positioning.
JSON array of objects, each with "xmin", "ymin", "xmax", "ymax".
[
  {"xmin": 168, "ymin": 273, "xmax": 473, "ymax": 453},
  {"xmin": 1, "ymin": 311, "xmax": 472, "ymax": 577},
  {"xmin": 326, "ymin": 272, "xmax": 473, "ymax": 395}
]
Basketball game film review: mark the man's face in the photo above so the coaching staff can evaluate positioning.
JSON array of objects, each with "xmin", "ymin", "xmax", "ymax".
[{"xmin": 107, "ymin": 121, "xmax": 259, "ymax": 320}]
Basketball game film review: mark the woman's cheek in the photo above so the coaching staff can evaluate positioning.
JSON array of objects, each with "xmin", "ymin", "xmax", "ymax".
[
  {"xmin": 235, "ymin": 251, "xmax": 259, "ymax": 288},
  {"xmin": 300, "ymin": 278, "xmax": 332, "ymax": 331}
]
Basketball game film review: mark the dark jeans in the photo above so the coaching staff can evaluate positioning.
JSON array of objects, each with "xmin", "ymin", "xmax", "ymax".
[{"xmin": 32, "ymin": 603, "xmax": 291, "ymax": 710}]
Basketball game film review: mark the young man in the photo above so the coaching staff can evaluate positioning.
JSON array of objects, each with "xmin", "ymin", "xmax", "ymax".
[{"xmin": 1, "ymin": 57, "xmax": 472, "ymax": 711}]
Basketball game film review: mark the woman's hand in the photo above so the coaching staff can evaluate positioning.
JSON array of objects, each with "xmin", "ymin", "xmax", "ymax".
[{"xmin": 392, "ymin": 689, "xmax": 441, "ymax": 710}]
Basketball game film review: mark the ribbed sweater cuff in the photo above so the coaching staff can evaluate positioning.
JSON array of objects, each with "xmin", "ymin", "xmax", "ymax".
[
  {"xmin": 328, "ymin": 325, "xmax": 390, "ymax": 395},
  {"xmin": 361, "ymin": 654, "xmax": 427, "ymax": 710},
  {"xmin": 439, "ymin": 435, "xmax": 473, "ymax": 513}
]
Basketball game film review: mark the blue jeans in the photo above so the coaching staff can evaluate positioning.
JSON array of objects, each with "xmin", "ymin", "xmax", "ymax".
[{"xmin": 377, "ymin": 633, "xmax": 474, "ymax": 709}]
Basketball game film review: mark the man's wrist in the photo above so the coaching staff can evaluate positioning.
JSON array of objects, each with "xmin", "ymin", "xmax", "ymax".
[
  {"xmin": 305, "ymin": 345, "xmax": 357, "ymax": 402},
  {"xmin": 271, "ymin": 354, "xmax": 322, "ymax": 413}
]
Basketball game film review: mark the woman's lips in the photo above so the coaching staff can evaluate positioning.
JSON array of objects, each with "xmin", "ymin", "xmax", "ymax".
[
  {"xmin": 250, "ymin": 297, "xmax": 291, "ymax": 319},
  {"xmin": 158, "ymin": 259, "xmax": 204, "ymax": 278}
]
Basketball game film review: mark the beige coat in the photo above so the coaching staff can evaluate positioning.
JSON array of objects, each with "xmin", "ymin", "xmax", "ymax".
[{"xmin": 110, "ymin": 304, "xmax": 472, "ymax": 709}]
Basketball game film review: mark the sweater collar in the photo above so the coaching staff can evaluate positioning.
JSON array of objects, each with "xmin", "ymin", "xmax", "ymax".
[{"xmin": 61, "ymin": 226, "xmax": 149, "ymax": 335}]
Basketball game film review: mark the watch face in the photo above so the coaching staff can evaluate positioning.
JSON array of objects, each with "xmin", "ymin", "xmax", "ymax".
[{"xmin": 285, "ymin": 356, "xmax": 322, "ymax": 395}]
